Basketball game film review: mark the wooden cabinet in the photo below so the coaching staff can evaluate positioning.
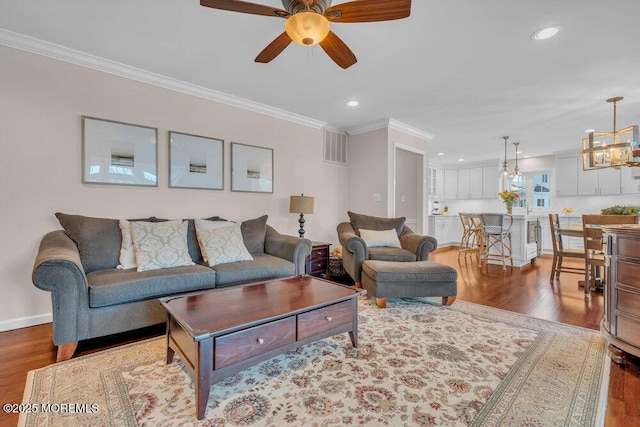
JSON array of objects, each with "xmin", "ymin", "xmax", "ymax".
[
  {"xmin": 602, "ymin": 225, "xmax": 640, "ymax": 363},
  {"xmin": 556, "ymin": 156, "xmax": 579, "ymax": 197},
  {"xmin": 306, "ymin": 242, "xmax": 330, "ymax": 277},
  {"xmin": 578, "ymin": 166, "xmax": 620, "ymax": 196}
]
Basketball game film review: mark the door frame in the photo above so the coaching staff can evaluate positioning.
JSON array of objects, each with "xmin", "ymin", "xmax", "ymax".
[{"xmin": 393, "ymin": 143, "xmax": 426, "ymax": 235}]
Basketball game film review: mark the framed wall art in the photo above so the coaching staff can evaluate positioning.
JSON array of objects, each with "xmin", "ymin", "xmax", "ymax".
[
  {"xmin": 169, "ymin": 131, "xmax": 224, "ymax": 190},
  {"xmin": 231, "ymin": 142, "xmax": 273, "ymax": 193},
  {"xmin": 82, "ymin": 116, "xmax": 158, "ymax": 187}
]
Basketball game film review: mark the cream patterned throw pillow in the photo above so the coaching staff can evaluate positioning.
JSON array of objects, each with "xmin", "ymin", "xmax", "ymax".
[
  {"xmin": 194, "ymin": 218, "xmax": 234, "ymax": 263},
  {"xmin": 130, "ymin": 220, "xmax": 194, "ymax": 272},
  {"xmin": 196, "ymin": 223, "xmax": 253, "ymax": 267},
  {"xmin": 117, "ymin": 219, "xmax": 137, "ymax": 270},
  {"xmin": 359, "ymin": 228, "xmax": 402, "ymax": 248}
]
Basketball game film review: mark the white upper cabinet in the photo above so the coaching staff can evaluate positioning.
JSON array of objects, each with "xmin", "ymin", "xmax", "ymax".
[
  {"xmin": 482, "ymin": 165, "xmax": 499, "ymax": 199},
  {"xmin": 620, "ymin": 168, "xmax": 640, "ymax": 194},
  {"xmin": 456, "ymin": 167, "xmax": 483, "ymax": 199},
  {"xmin": 444, "ymin": 169, "xmax": 458, "ymax": 199},
  {"xmin": 428, "ymin": 167, "xmax": 445, "ymax": 200},
  {"xmin": 555, "ymin": 156, "xmax": 578, "ymax": 197},
  {"xmin": 577, "ymin": 166, "xmax": 620, "ymax": 195}
]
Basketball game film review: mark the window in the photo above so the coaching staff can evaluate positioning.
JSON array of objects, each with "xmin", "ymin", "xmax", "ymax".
[{"xmin": 510, "ymin": 171, "xmax": 551, "ymax": 211}]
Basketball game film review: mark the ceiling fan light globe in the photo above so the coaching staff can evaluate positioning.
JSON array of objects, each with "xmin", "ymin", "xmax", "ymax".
[{"xmin": 285, "ymin": 12, "xmax": 330, "ymax": 46}]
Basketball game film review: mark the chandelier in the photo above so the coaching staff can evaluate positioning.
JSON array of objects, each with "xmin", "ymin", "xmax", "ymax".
[{"xmin": 582, "ymin": 97, "xmax": 640, "ymax": 170}]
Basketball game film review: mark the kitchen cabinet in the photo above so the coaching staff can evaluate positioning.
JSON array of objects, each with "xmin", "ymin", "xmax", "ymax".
[
  {"xmin": 578, "ymin": 166, "xmax": 620, "ymax": 196},
  {"xmin": 428, "ymin": 167, "xmax": 445, "ymax": 200},
  {"xmin": 620, "ymin": 168, "xmax": 640, "ymax": 194},
  {"xmin": 444, "ymin": 169, "xmax": 458, "ymax": 200},
  {"xmin": 457, "ymin": 167, "xmax": 483, "ymax": 199},
  {"xmin": 559, "ymin": 216, "xmax": 584, "ymax": 249},
  {"xmin": 482, "ymin": 166, "xmax": 499, "ymax": 199},
  {"xmin": 428, "ymin": 215, "xmax": 462, "ymax": 247},
  {"xmin": 556, "ymin": 156, "xmax": 578, "ymax": 197}
]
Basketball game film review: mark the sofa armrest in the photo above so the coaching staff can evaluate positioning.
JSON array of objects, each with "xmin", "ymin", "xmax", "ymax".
[
  {"xmin": 337, "ymin": 222, "xmax": 368, "ymax": 283},
  {"xmin": 32, "ymin": 230, "xmax": 89, "ymax": 346},
  {"xmin": 400, "ymin": 233, "xmax": 438, "ymax": 261},
  {"xmin": 264, "ymin": 226, "xmax": 312, "ymax": 275}
]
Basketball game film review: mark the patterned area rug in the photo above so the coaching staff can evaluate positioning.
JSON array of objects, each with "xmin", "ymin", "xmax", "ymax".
[{"xmin": 20, "ymin": 297, "xmax": 609, "ymax": 426}]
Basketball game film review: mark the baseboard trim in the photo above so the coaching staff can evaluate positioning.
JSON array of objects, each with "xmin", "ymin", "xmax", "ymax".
[{"xmin": 0, "ymin": 313, "xmax": 52, "ymax": 332}]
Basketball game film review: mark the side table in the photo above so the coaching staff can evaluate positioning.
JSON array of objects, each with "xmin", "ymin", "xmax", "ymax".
[{"xmin": 306, "ymin": 241, "xmax": 330, "ymax": 278}]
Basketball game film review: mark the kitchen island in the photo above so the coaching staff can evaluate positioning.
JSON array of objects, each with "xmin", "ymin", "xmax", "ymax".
[{"xmin": 429, "ymin": 213, "xmax": 545, "ymax": 267}]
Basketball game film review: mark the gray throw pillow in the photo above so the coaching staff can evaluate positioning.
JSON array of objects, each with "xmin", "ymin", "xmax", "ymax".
[
  {"xmin": 55, "ymin": 213, "xmax": 121, "ymax": 273},
  {"xmin": 347, "ymin": 211, "xmax": 406, "ymax": 236},
  {"xmin": 241, "ymin": 215, "xmax": 268, "ymax": 254}
]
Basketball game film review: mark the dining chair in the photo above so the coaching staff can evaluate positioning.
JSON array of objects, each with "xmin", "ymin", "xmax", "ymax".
[
  {"xmin": 582, "ymin": 214, "xmax": 638, "ymax": 298},
  {"xmin": 548, "ymin": 213, "xmax": 586, "ymax": 283},
  {"xmin": 458, "ymin": 213, "xmax": 482, "ymax": 260},
  {"xmin": 478, "ymin": 213, "xmax": 513, "ymax": 271}
]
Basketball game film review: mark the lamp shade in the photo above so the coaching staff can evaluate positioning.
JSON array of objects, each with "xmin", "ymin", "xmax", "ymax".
[
  {"xmin": 285, "ymin": 12, "xmax": 330, "ymax": 46},
  {"xmin": 289, "ymin": 195, "xmax": 314, "ymax": 214}
]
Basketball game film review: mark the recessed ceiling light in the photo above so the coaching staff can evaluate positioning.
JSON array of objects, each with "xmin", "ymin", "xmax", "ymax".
[
  {"xmin": 524, "ymin": 155, "xmax": 531, "ymax": 158},
  {"xmin": 531, "ymin": 26, "xmax": 560, "ymax": 40},
  {"xmin": 345, "ymin": 100, "xmax": 359, "ymax": 107},
  {"xmin": 516, "ymin": 151, "xmax": 523, "ymax": 154},
  {"xmin": 458, "ymin": 158, "xmax": 464, "ymax": 162},
  {"xmin": 437, "ymin": 152, "xmax": 444, "ymax": 156},
  {"xmin": 584, "ymin": 129, "xmax": 595, "ymax": 133}
]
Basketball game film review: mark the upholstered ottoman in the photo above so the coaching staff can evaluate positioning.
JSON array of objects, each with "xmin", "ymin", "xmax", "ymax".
[{"xmin": 361, "ymin": 260, "xmax": 458, "ymax": 308}]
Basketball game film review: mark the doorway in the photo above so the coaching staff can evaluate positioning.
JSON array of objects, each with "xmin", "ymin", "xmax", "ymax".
[{"xmin": 394, "ymin": 145, "xmax": 426, "ymax": 234}]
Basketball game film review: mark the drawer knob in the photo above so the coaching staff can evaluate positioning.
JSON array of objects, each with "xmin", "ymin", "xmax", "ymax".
[
  {"xmin": 326, "ymin": 316, "xmax": 332, "ymax": 322},
  {"xmin": 257, "ymin": 338, "xmax": 265, "ymax": 344}
]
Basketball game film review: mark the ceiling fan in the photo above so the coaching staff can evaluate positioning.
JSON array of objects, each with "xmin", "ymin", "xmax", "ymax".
[{"xmin": 200, "ymin": 0, "xmax": 412, "ymax": 69}]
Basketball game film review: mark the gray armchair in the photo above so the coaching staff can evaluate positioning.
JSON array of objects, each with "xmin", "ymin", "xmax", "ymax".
[{"xmin": 337, "ymin": 212, "xmax": 438, "ymax": 285}]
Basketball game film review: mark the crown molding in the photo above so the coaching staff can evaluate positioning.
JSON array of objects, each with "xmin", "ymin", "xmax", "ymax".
[
  {"xmin": 0, "ymin": 29, "xmax": 326, "ymax": 129},
  {"xmin": 346, "ymin": 118, "xmax": 434, "ymax": 141}
]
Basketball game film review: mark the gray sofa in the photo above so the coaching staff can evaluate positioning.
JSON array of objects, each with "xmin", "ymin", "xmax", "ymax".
[
  {"xmin": 33, "ymin": 213, "xmax": 311, "ymax": 361},
  {"xmin": 337, "ymin": 211, "xmax": 438, "ymax": 285}
]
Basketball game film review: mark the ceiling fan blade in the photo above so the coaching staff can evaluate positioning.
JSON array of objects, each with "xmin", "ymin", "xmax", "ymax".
[
  {"xmin": 325, "ymin": 0, "xmax": 411, "ymax": 23},
  {"xmin": 200, "ymin": 0, "xmax": 290, "ymax": 18},
  {"xmin": 255, "ymin": 32, "xmax": 292, "ymax": 63},
  {"xmin": 319, "ymin": 31, "xmax": 357, "ymax": 69}
]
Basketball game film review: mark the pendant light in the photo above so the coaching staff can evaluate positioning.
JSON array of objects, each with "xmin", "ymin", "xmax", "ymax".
[
  {"xmin": 498, "ymin": 136, "xmax": 512, "ymax": 192},
  {"xmin": 511, "ymin": 142, "xmax": 521, "ymax": 179}
]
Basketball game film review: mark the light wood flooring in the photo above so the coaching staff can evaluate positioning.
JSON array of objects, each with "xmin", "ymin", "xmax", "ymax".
[{"xmin": 0, "ymin": 248, "xmax": 638, "ymax": 426}]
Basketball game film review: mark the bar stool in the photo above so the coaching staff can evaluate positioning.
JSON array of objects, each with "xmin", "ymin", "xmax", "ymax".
[
  {"xmin": 478, "ymin": 213, "xmax": 513, "ymax": 271},
  {"xmin": 458, "ymin": 213, "xmax": 482, "ymax": 260}
]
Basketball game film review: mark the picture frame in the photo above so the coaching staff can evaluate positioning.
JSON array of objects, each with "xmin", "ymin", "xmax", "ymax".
[
  {"xmin": 231, "ymin": 142, "xmax": 274, "ymax": 193},
  {"xmin": 82, "ymin": 116, "xmax": 158, "ymax": 187},
  {"xmin": 169, "ymin": 131, "xmax": 224, "ymax": 190}
]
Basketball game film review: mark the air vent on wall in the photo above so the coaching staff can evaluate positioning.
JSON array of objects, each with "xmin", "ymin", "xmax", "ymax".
[{"xmin": 324, "ymin": 129, "xmax": 348, "ymax": 165}]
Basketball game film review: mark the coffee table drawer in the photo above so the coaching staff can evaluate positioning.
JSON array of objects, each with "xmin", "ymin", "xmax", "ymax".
[
  {"xmin": 298, "ymin": 300, "xmax": 353, "ymax": 341},
  {"xmin": 215, "ymin": 317, "xmax": 296, "ymax": 369}
]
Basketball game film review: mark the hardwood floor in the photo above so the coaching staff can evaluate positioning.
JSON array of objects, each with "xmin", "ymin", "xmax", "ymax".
[{"xmin": 1, "ymin": 248, "xmax": 638, "ymax": 426}]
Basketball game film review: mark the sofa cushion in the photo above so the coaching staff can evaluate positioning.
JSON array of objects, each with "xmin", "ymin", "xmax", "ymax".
[
  {"xmin": 130, "ymin": 220, "xmax": 195, "ymax": 272},
  {"xmin": 212, "ymin": 253, "xmax": 295, "ymax": 287},
  {"xmin": 241, "ymin": 215, "xmax": 268, "ymax": 254},
  {"xmin": 368, "ymin": 247, "xmax": 416, "ymax": 262},
  {"xmin": 55, "ymin": 213, "xmax": 121, "ymax": 273},
  {"xmin": 348, "ymin": 211, "xmax": 406, "ymax": 236},
  {"xmin": 86, "ymin": 264, "xmax": 216, "ymax": 308},
  {"xmin": 197, "ymin": 223, "xmax": 253, "ymax": 267}
]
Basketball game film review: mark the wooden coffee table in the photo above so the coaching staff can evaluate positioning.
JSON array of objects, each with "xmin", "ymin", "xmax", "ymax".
[{"xmin": 161, "ymin": 275, "xmax": 365, "ymax": 420}]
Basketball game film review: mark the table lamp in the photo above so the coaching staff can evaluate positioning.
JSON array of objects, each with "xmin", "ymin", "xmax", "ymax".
[{"xmin": 289, "ymin": 194, "xmax": 314, "ymax": 238}]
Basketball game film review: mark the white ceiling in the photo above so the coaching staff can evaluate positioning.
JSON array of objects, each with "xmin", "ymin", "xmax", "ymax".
[{"xmin": 2, "ymin": 0, "xmax": 639, "ymax": 165}]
